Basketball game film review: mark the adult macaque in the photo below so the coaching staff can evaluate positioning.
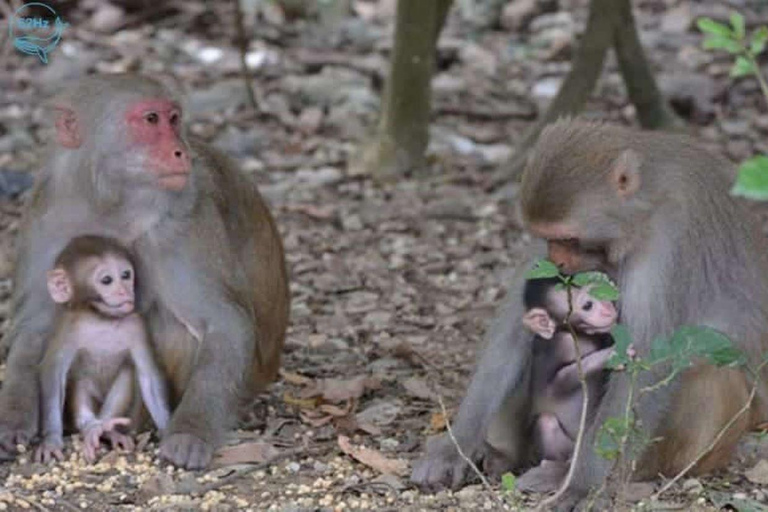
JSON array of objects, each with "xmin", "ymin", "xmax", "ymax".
[
  {"xmin": 517, "ymin": 277, "xmax": 617, "ymax": 492},
  {"xmin": 35, "ymin": 236, "xmax": 169, "ymax": 463},
  {"xmin": 0, "ymin": 75, "xmax": 289, "ymax": 469},
  {"xmin": 412, "ymin": 119, "xmax": 768, "ymax": 508}
]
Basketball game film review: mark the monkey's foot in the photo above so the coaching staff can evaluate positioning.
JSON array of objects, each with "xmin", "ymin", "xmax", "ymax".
[
  {"xmin": 517, "ymin": 460, "xmax": 568, "ymax": 493},
  {"xmin": 159, "ymin": 433, "xmax": 213, "ymax": 470},
  {"xmin": 81, "ymin": 417, "xmax": 131, "ymax": 463},
  {"xmin": 34, "ymin": 439, "xmax": 65, "ymax": 464}
]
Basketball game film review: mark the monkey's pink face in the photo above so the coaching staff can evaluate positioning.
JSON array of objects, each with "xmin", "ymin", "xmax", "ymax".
[
  {"xmin": 91, "ymin": 255, "xmax": 136, "ymax": 317},
  {"xmin": 125, "ymin": 99, "xmax": 191, "ymax": 191},
  {"xmin": 571, "ymin": 288, "xmax": 617, "ymax": 334}
]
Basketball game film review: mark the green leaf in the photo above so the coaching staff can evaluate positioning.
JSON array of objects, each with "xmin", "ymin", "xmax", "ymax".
[
  {"xmin": 572, "ymin": 271, "xmax": 611, "ymax": 287},
  {"xmin": 731, "ymin": 12, "xmax": 746, "ymax": 39},
  {"xmin": 702, "ymin": 35, "xmax": 743, "ymax": 53},
  {"xmin": 501, "ymin": 473, "xmax": 517, "ymax": 492},
  {"xmin": 732, "ymin": 156, "xmax": 768, "ymax": 200},
  {"xmin": 731, "ymin": 56, "xmax": 756, "ymax": 77},
  {"xmin": 572, "ymin": 271, "xmax": 619, "ymax": 300},
  {"xmin": 588, "ymin": 283, "xmax": 620, "ymax": 301},
  {"xmin": 697, "ymin": 17, "xmax": 734, "ymax": 38},
  {"xmin": 525, "ymin": 259, "xmax": 561, "ymax": 280},
  {"xmin": 595, "ymin": 416, "xmax": 629, "ymax": 461},
  {"xmin": 607, "ymin": 324, "xmax": 633, "ymax": 370},
  {"xmin": 751, "ymin": 26, "xmax": 768, "ymax": 55}
]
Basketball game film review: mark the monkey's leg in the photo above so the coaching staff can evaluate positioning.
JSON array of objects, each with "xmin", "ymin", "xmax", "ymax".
[
  {"xmin": 537, "ymin": 413, "xmax": 574, "ymax": 462},
  {"xmin": 97, "ymin": 368, "xmax": 135, "ymax": 453},
  {"xmin": 636, "ymin": 365, "xmax": 754, "ymax": 478}
]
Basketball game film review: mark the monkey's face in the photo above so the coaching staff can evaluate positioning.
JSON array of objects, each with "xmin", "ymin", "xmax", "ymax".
[
  {"xmin": 89, "ymin": 255, "xmax": 136, "ymax": 317},
  {"xmin": 570, "ymin": 287, "xmax": 617, "ymax": 334}
]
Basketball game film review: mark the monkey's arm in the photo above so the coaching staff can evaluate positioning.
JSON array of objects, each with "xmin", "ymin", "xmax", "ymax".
[
  {"xmin": 0, "ymin": 222, "xmax": 64, "ymax": 451},
  {"xmin": 411, "ymin": 265, "xmax": 536, "ymax": 490},
  {"xmin": 130, "ymin": 333, "xmax": 171, "ymax": 432},
  {"xmin": 551, "ymin": 345, "xmax": 614, "ymax": 394}
]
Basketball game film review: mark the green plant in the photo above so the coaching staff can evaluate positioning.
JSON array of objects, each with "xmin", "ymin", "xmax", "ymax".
[{"xmin": 698, "ymin": 12, "xmax": 768, "ymax": 200}]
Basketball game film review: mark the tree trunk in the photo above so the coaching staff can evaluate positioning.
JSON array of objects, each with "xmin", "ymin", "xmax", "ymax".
[
  {"xmin": 505, "ymin": 0, "xmax": 678, "ymax": 181},
  {"xmin": 507, "ymin": 0, "xmax": 616, "ymax": 179},
  {"xmin": 351, "ymin": 0, "xmax": 453, "ymax": 180},
  {"xmin": 614, "ymin": 0, "xmax": 679, "ymax": 129}
]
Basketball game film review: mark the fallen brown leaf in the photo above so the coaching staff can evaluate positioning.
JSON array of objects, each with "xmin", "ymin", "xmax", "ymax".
[
  {"xmin": 280, "ymin": 369, "xmax": 314, "ymax": 386},
  {"xmin": 337, "ymin": 435, "xmax": 408, "ymax": 476},
  {"xmin": 212, "ymin": 441, "xmax": 280, "ymax": 468},
  {"xmin": 283, "ymin": 391, "xmax": 321, "ymax": 409},
  {"xmin": 430, "ymin": 411, "xmax": 447, "ymax": 432}
]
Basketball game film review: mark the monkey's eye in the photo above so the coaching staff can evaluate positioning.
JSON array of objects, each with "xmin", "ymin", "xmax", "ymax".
[
  {"xmin": 583, "ymin": 301, "xmax": 593, "ymax": 311},
  {"xmin": 121, "ymin": 270, "xmax": 132, "ymax": 280},
  {"xmin": 169, "ymin": 112, "xmax": 180, "ymax": 126},
  {"xmin": 145, "ymin": 112, "xmax": 160, "ymax": 125},
  {"xmin": 101, "ymin": 275, "xmax": 113, "ymax": 285}
]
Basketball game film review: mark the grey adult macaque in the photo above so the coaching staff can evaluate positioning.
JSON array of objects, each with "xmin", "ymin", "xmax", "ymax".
[
  {"xmin": 0, "ymin": 75, "xmax": 289, "ymax": 469},
  {"xmin": 412, "ymin": 119, "xmax": 768, "ymax": 510},
  {"xmin": 516, "ymin": 277, "xmax": 617, "ymax": 492},
  {"xmin": 34, "ymin": 236, "xmax": 169, "ymax": 463}
]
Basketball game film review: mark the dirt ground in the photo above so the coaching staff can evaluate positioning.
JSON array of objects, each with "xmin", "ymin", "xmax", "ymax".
[{"xmin": 2, "ymin": 0, "xmax": 768, "ymax": 510}]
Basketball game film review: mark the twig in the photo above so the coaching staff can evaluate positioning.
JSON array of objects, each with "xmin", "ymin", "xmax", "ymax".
[
  {"xmin": 537, "ymin": 284, "xmax": 590, "ymax": 510},
  {"xmin": 436, "ymin": 395, "xmax": 506, "ymax": 510},
  {"xmin": 653, "ymin": 360, "xmax": 768, "ymax": 498},
  {"xmin": 233, "ymin": 0, "xmax": 259, "ymax": 113}
]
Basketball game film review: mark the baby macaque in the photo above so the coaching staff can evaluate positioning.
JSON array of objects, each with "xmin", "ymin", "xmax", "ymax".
[
  {"xmin": 517, "ymin": 276, "xmax": 618, "ymax": 491},
  {"xmin": 35, "ymin": 236, "xmax": 170, "ymax": 463}
]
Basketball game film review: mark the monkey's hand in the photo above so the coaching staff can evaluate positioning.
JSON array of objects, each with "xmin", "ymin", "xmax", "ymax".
[
  {"xmin": 34, "ymin": 437, "xmax": 65, "ymax": 464},
  {"xmin": 82, "ymin": 417, "xmax": 131, "ymax": 463},
  {"xmin": 411, "ymin": 434, "xmax": 480, "ymax": 491},
  {"xmin": 160, "ymin": 433, "xmax": 214, "ymax": 470}
]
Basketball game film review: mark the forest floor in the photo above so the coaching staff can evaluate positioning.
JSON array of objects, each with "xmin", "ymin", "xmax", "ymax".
[{"xmin": 1, "ymin": 0, "xmax": 768, "ymax": 510}]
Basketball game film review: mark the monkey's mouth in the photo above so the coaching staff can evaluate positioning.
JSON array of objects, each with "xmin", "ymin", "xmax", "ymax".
[
  {"xmin": 98, "ymin": 300, "xmax": 135, "ymax": 316},
  {"xmin": 158, "ymin": 173, "xmax": 189, "ymax": 190}
]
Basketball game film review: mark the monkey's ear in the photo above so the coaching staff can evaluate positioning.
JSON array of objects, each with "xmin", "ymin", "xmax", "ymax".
[
  {"xmin": 610, "ymin": 149, "xmax": 641, "ymax": 198},
  {"xmin": 47, "ymin": 268, "xmax": 72, "ymax": 303},
  {"xmin": 53, "ymin": 106, "xmax": 82, "ymax": 149}
]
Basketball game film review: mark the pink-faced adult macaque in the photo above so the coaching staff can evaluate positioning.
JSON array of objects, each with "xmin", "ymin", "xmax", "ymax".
[
  {"xmin": 516, "ymin": 277, "xmax": 617, "ymax": 492},
  {"xmin": 0, "ymin": 75, "xmax": 289, "ymax": 469},
  {"xmin": 34, "ymin": 236, "xmax": 170, "ymax": 463}
]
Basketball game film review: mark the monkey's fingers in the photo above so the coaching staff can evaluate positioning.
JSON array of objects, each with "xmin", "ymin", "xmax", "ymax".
[
  {"xmin": 105, "ymin": 431, "xmax": 135, "ymax": 452},
  {"xmin": 34, "ymin": 446, "xmax": 64, "ymax": 464},
  {"xmin": 82, "ymin": 440, "xmax": 99, "ymax": 463}
]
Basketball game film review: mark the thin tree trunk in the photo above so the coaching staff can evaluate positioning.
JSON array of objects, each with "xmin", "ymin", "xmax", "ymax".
[
  {"xmin": 507, "ymin": 0, "xmax": 615, "ymax": 178},
  {"xmin": 614, "ymin": 0, "xmax": 679, "ymax": 129},
  {"xmin": 505, "ymin": 0, "xmax": 679, "ymax": 181},
  {"xmin": 351, "ymin": 0, "xmax": 453, "ymax": 179}
]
